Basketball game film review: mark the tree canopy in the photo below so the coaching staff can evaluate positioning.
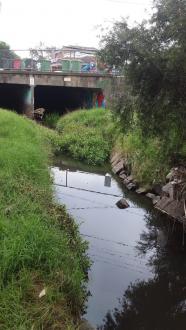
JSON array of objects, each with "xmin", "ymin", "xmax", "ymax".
[
  {"xmin": 0, "ymin": 41, "xmax": 18, "ymax": 60},
  {"xmin": 99, "ymin": 0, "xmax": 186, "ymax": 151}
]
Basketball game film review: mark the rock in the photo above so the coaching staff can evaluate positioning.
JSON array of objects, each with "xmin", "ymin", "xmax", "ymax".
[
  {"xmin": 152, "ymin": 196, "xmax": 161, "ymax": 205},
  {"xmin": 151, "ymin": 183, "xmax": 162, "ymax": 196},
  {"xmin": 111, "ymin": 156, "xmax": 124, "ymax": 168},
  {"xmin": 34, "ymin": 107, "xmax": 45, "ymax": 120},
  {"xmin": 146, "ymin": 193, "xmax": 160, "ymax": 205},
  {"xmin": 126, "ymin": 175, "xmax": 134, "ymax": 183},
  {"xmin": 136, "ymin": 187, "xmax": 149, "ymax": 194},
  {"xmin": 116, "ymin": 198, "xmax": 130, "ymax": 209},
  {"xmin": 111, "ymin": 153, "xmax": 122, "ymax": 165},
  {"xmin": 146, "ymin": 193, "xmax": 157, "ymax": 199},
  {"xmin": 112, "ymin": 160, "xmax": 124, "ymax": 175},
  {"xmin": 119, "ymin": 169, "xmax": 128, "ymax": 176},
  {"xmin": 126, "ymin": 182, "xmax": 137, "ymax": 191},
  {"xmin": 123, "ymin": 178, "xmax": 130, "ymax": 185},
  {"xmin": 155, "ymin": 196, "xmax": 184, "ymax": 219},
  {"xmin": 119, "ymin": 172, "xmax": 127, "ymax": 180},
  {"xmin": 162, "ymin": 182, "xmax": 174, "ymax": 199}
]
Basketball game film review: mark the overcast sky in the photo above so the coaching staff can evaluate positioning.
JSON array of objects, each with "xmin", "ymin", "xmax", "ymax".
[{"xmin": 0, "ymin": 0, "xmax": 153, "ymax": 51}]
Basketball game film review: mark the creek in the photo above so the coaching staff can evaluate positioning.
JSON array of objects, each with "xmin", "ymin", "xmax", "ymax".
[{"xmin": 52, "ymin": 156, "xmax": 186, "ymax": 330}]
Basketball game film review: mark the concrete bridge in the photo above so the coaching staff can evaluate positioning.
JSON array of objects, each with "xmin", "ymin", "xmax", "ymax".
[{"xmin": 0, "ymin": 70, "xmax": 112, "ymax": 115}]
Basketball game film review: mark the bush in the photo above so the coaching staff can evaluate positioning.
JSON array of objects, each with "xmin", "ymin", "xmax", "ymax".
[
  {"xmin": 115, "ymin": 129, "xmax": 170, "ymax": 185},
  {"xmin": 43, "ymin": 113, "xmax": 60, "ymax": 129},
  {"xmin": 56, "ymin": 109, "xmax": 115, "ymax": 165}
]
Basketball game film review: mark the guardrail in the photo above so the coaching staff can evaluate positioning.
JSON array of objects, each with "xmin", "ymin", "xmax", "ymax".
[{"xmin": 0, "ymin": 57, "xmax": 103, "ymax": 74}]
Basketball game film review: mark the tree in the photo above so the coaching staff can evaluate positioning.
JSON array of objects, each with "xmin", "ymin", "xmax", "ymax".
[
  {"xmin": 99, "ymin": 0, "xmax": 186, "ymax": 152},
  {"xmin": 0, "ymin": 41, "xmax": 18, "ymax": 60},
  {"xmin": 29, "ymin": 42, "xmax": 57, "ymax": 61},
  {"xmin": 0, "ymin": 41, "xmax": 19, "ymax": 69}
]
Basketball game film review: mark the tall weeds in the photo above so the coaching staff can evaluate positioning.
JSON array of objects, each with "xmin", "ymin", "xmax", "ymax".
[{"xmin": 0, "ymin": 110, "xmax": 89, "ymax": 329}]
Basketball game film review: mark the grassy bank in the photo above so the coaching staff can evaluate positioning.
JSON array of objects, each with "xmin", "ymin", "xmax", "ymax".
[
  {"xmin": 0, "ymin": 110, "xmax": 89, "ymax": 329},
  {"xmin": 114, "ymin": 129, "xmax": 186, "ymax": 185},
  {"xmin": 44, "ymin": 108, "xmax": 186, "ymax": 186},
  {"xmin": 114, "ymin": 131, "xmax": 168, "ymax": 185},
  {"xmin": 53, "ymin": 109, "xmax": 115, "ymax": 165}
]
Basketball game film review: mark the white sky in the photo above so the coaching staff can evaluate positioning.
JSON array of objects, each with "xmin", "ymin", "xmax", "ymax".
[{"xmin": 0, "ymin": 0, "xmax": 153, "ymax": 51}]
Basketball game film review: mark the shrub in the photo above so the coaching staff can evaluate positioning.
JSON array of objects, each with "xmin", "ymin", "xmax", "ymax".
[
  {"xmin": 115, "ymin": 129, "xmax": 170, "ymax": 185},
  {"xmin": 56, "ymin": 109, "xmax": 115, "ymax": 165},
  {"xmin": 43, "ymin": 113, "xmax": 60, "ymax": 129}
]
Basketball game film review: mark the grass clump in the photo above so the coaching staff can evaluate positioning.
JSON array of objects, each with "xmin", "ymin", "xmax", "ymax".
[
  {"xmin": 0, "ymin": 109, "xmax": 89, "ymax": 329},
  {"xmin": 55, "ymin": 109, "xmax": 115, "ymax": 165},
  {"xmin": 115, "ymin": 129, "xmax": 171, "ymax": 185},
  {"xmin": 43, "ymin": 112, "xmax": 60, "ymax": 129},
  {"xmin": 114, "ymin": 121, "xmax": 186, "ymax": 185}
]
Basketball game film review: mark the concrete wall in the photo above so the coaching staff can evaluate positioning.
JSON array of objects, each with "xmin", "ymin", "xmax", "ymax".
[
  {"xmin": 0, "ymin": 71, "xmax": 112, "ymax": 116},
  {"xmin": 0, "ymin": 71, "xmax": 112, "ymax": 89}
]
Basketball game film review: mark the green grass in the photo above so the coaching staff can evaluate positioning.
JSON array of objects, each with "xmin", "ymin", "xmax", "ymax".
[
  {"xmin": 42, "ymin": 108, "xmax": 186, "ymax": 186},
  {"xmin": 43, "ymin": 113, "xmax": 60, "ymax": 129},
  {"xmin": 0, "ymin": 109, "xmax": 89, "ymax": 329},
  {"xmin": 114, "ymin": 124, "xmax": 186, "ymax": 185},
  {"xmin": 55, "ymin": 109, "xmax": 115, "ymax": 165},
  {"xmin": 114, "ymin": 130, "xmax": 171, "ymax": 185}
]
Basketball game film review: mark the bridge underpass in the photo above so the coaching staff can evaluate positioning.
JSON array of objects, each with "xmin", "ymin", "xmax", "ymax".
[
  {"xmin": 34, "ymin": 86, "xmax": 100, "ymax": 114},
  {"xmin": 0, "ymin": 71, "xmax": 112, "ymax": 116},
  {"xmin": 0, "ymin": 83, "xmax": 101, "ymax": 115},
  {"xmin": 0, "ymin": 83, "xmax": 30, "ymax": 114}
]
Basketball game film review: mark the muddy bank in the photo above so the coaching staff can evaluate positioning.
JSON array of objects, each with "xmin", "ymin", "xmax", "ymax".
[{"xmin": 111, "ymin": 152, "xmax": 186, "ymax": 228}]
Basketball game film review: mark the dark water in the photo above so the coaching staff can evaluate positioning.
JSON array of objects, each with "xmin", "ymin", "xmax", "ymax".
[{"xmin": 52, "ymin": 156, "xmax": 186, "ymax": 330}]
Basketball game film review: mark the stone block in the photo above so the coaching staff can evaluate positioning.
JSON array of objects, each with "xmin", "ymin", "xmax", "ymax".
[{"xmin": 116, "ymin": 198, "xmax": 130, "ymax": 209}]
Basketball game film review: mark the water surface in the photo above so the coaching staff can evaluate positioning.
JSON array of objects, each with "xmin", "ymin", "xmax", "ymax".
[{"xmin": 52, "ymin": 156, "xmax": 186, "ymax": 330}]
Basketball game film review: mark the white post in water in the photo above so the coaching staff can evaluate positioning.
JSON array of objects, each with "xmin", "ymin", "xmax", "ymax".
[
  {"xmin": 104, "ymin": 173, "xmax": 111, "ymax": 187},
  {"xmin": 66, "ymin": 169, "xmax": 69, "ymax": 187}
]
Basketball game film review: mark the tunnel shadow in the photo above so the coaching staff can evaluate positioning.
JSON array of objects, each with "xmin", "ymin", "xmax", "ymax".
[
  {"xmin": 0, "ymin": 83, "xmax": 29, "ymax": 113},
  {"xmin": 0, "ymin": 84, "xmax": 102, "ymax": 116},
  {"xmin": 34, "ymin": 85, "xmax": 100, "ymax": 114}
]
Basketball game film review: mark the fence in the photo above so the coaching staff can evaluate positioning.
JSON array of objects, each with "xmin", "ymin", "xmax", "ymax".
[{"xmin": 0, "ymin": 48, "xmax": 116, "ymax": 75}]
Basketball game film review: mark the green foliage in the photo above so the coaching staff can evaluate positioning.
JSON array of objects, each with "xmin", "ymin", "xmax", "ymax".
[
  {"xmin": 115, "ymin": 129, "xmax": 170, "ymax": 184},
  {"xmin": 0, "ymin": 41, "xmax": 19, "ymax": 60},
  {"xmin": 43, "ymin": 112, "xmax": 60, "ymax": 129},
  {"xmin": 56, "ymin": 109, "xmax": 115, "ymax": 165},
  {"xmin": 0, "ymin": 110, "xmax": 89, "ymax": 329},
  {"xmin": 99, "ymin": 0, "xmax": 186, "ymax": 163}
]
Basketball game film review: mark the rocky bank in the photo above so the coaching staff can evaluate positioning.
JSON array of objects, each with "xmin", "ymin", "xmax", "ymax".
[{"xmin": 111, "ymin": 152, "xmax": 186, "ymax": 226}]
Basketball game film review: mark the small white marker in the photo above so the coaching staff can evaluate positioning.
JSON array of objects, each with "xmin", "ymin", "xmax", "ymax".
[{"xmin": 104, "ymin": 173, "xmax": 111, "ymax": 187}]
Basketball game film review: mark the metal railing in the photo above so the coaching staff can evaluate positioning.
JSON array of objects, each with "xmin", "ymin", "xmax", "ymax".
[
  {"xmin": 0, "ymin": 47, "xmax": 114, "ymax": 75},
  {"xmin": 0, "ymin": 58, "xmax": 98, "ymax": 73}
]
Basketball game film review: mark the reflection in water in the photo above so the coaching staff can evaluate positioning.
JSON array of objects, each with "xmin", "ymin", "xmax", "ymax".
[
  {"xmin": 52, "ymin": 156, "xmax": 186, "ymax": 329},
  {"xmin": 99, "ymin": 214, "xmax": 186, "ymax": 330},
  {"xmin": 98, "ymin": 276, "xmax": 186, "ymax": 330}
]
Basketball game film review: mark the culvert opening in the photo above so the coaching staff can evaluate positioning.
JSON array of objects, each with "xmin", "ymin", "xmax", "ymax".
[
  {"xmin": 34, "ymin": 86, "xmax": 101, "ymax": 114},
  {"xmin": 0, "ymin": 84, "xmax": 29, "ymax": 113}
]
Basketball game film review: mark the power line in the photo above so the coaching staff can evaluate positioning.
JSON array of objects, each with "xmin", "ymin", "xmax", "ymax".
[
  {"xmin": 81, "ymin": 233, "xmax": 136, "ymax": 248},
  {"xmin": 56, "ymin": 189, "xmax": 114, "ymax": 206},
  {"xmin": 54, "ymin": 183, "xmax": 123, "ymax": 197},
  {"xmin": 67, "ymin": 206, "xmax": 116, "ymax": 210}
]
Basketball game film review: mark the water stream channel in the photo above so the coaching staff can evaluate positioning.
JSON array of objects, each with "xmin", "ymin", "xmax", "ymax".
[{"xmin": 52, "ymin": 156, "xmax": 186, "ymax": 329}]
